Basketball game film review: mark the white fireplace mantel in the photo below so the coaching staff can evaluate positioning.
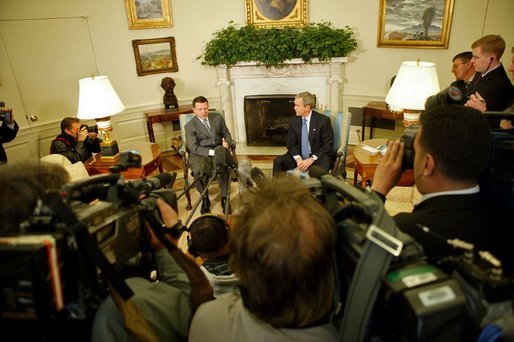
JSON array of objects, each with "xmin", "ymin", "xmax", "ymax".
[{"xmin": 215, "ymin": 57, "xmax": 348, "ymax": 143}]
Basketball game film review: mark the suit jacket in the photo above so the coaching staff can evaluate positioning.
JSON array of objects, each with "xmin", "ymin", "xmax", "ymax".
[
  {"xmin": 185, "ymin": 112, "xmax": 233, "ymax": 158},
  {"xmin": 464, "ymin": 66, "xmax": 514, "ymax": 111},
  {"xmin": 286, "ymin": 110, "xmax": 335, "ymax": 161},
  {"xmin": 394, "ymin": 193, "xmax": 498, "ymax": 259},
  {"xmin": 0, "ymin": 120, "xmax": 19, "ymax": 163}
]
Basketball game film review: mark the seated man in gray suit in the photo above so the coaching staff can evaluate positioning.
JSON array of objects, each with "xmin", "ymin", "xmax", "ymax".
[
  {"xmin": 272, "ymin": 91, "xmax": 335, "ymax": 176},
  {"xmin": 185, "ymin": 96, "xmax": 235, "ymax": 214}
]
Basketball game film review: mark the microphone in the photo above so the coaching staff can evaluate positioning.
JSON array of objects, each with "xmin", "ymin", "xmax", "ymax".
[
  {"xmin": 131, "ymin": 172, "xmax": 176, "ymax": 194},
  {"xmin": 213, "ymin": 146, "xmax": 230, "ymax": 173},
  {"xmin": 237, "ymin": 158, "xmax": 254, "ymax": 193},
  {"xmin": 200, "ymin": 156, "xmax": 214, "ymax": 181}
]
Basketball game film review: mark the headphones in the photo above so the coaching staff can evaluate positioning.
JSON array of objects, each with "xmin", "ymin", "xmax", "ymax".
[{"xmin": 187, "ymin": 214, "xmax": 230, "ymax": 257}]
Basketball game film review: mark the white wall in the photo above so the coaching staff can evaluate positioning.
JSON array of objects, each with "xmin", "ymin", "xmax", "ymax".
[{"xmin": 0, "ymin": 0, "xmax": 513, "ymax": 157}]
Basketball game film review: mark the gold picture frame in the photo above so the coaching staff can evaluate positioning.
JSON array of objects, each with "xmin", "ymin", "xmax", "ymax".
[
  {"xmin": 124, "ymin": 0, "xmax": 173, "ymax": 30},
  {"xmin": 245, "ymin": 0, "xmax": 308, "ymax": 28},
  {"xmin": 132, "ymin": 37, "xmax": 178, "ymax": 76},
  {"xmin": 377, "ymin": 0, "xmax": 455, "ymax": 49}
]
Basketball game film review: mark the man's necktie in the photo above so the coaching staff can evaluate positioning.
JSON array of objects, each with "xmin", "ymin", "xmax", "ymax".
[
  {"xmin": 301, "ymin": 119, "xmax": 310, "ymax": 159},
  {"xmin": 203, "ymin": 119, "xmax": 212, "ymax": 136}
]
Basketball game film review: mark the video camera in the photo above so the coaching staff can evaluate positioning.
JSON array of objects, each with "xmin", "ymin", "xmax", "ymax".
[
  {"xmin": 0, "ymin": 172, "xmax": 178, "ymax": 323},
  {"xmin": 305, "ymin": 169, "xmax": 514, "ymax": 341},
  {"xmin": 0, "ymin": 101, "xmax": 13, "ymax": 123}
]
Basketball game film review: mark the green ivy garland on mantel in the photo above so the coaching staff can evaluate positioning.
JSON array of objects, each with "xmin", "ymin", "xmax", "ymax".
[{"xmin": 198, "ymin": 21, "xmax": 358, "ymax": 68}]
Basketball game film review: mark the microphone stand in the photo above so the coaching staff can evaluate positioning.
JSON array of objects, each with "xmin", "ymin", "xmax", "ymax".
[{"xmin": 184, "ymin": 172, "xmax": 217, "ymax": 226}]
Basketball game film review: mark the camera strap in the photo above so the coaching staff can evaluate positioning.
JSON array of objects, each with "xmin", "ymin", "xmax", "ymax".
[{"xmin": 339, "ymin": 202, "xmax": 404, "ymax": 342}]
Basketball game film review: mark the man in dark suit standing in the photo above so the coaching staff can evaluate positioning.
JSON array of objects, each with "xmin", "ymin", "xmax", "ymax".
[
  {"xmin": 0, "ymin": 105, "xmax": 18, "ymax": 163},
  {"xmin": 370, "ymin": 106, "xmax": 506, "ymax": 264},
  {"xmin": 273, "ymin": 91, "xmax": 334, "ymax": 176},
  {"xmin": 464, "ymin": 35, "xmax": 514, "ymax": 111},
  {"xmin": 185, "ymin": 96, "xmax": 234, "ymax": 214}
]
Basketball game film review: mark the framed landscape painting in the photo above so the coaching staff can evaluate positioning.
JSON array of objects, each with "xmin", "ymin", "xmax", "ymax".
[
  {"xmin": 377, "ymin": 0, "xmax": 455, "ymax": 48},
  {"xmin": 125, "ymin": 0, "xmax": 173, "ymax": 29},
  {"xmin": 246, "ymin": 0, "xmax": 308, "ymax": 28},
  {"xmin": 132, "ymin": 37, "xmax": 178, "ymax": 76}
]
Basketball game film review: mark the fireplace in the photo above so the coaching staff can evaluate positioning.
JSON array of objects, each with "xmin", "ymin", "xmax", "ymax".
[
  {"xmin": 244, "ymin": 94, "xmax": 295, "ymax": 146},
  {"xmin": 215, "ymin": 58, "xmax": 348, "ymax": 144}
]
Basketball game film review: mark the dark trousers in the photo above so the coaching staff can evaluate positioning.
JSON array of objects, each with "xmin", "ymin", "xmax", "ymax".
[
  {"xmin": 189, "ymin": 155, "xmax": 229, "ymax": 197},
  {"xmin": 272, "ymin": 153, "xmax": 333, "ymax": 176}
]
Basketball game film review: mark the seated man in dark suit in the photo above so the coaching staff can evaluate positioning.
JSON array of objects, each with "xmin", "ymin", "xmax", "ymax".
[
  {"xmin": 184, "ymin": 96, "xmax": 235, "ymax": 214},
  {"xmin": 273, "ymin": 91, "xmax": 334, "ymax": 176},
  {"xmin": 371, "ymin": 105, "xmax": 503, "ymax": 262}
]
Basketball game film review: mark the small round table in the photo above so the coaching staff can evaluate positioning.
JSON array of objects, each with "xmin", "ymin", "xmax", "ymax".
[{"xmin": 353, "ymin": 138, "xmax": 414, "ymax": 188}]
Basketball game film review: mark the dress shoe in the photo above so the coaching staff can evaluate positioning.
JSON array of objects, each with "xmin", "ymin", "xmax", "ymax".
[
  {"xmin": 221, "ymin": 196, "xmax": 232, "ymax": 215},
  {"xmin": 201, "ymin": 197, "xmax": 211, "ymax": 214}
]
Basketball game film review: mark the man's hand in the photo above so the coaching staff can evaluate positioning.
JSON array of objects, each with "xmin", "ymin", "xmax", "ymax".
[
  {"xmin": 297, "ymin": 157, "xmax": 314, "ymax": 171},
  {"xmin": 77, "ymin": 127, "xmax": 88, "ymax": 141},
  {"xmin": 148, "ymin": 198, "xmax": 180, "ymax": 251},
  {"xmin": 465, "ymin": 92, "xmax": 486, "ymax": 112},
  {"xmin": 371, "ymin": 140, "xmax": 404, "ymax": 196},
  {"xmin": 222, "ymin": 138, "xmax": 229, "ymax": 149},
  {"xmin": 500, "ymin": 119, "xmax": 514, "ymax": 130}
]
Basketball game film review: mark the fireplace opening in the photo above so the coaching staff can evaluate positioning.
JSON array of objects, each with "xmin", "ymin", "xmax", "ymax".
[{"xmin": 244, "ymin": 94, "xmax": 295, "ymax": 146}]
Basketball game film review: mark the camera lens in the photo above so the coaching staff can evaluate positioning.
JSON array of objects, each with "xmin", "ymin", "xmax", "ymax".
[{"xmin": 401, "ymin": 125, "xmax": 418, "ymax": 170}]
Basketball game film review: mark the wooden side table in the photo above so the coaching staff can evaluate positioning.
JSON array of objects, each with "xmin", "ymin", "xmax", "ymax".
[
  {"xmin": 144, "ymin": 105, "xmax": 194, "ymax": 143},
  {"xmin": 362, "ymin": 101, "xmax": 404, "ymax": 141},
  {"xmin": 85, "ymin": 142, "xmax": 163, "ymax": 179},
  {"xmin": 353, "ymin": 138, "xmax": 414, "ymax": 188}
]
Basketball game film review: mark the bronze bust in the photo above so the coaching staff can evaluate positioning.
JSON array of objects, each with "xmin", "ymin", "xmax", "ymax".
[{"xmin": 161, "ymin": 77, "xmax": 179, "ymax": 109}]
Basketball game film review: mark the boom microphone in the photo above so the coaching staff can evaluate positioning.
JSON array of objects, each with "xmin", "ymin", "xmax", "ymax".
[
  {"xmin": 213, "ymin": 146, "xmax": 231, "ymax": 172},
  {"xmin": 200, "ymin": 157, "xmax": 214, "ymax": 180},
  {"xmin": 131, "ymin": 172, "xmax": 176, "ymax": 194}
]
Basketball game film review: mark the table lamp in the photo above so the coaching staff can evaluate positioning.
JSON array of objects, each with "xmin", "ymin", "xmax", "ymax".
[
  {"xmin": 77, "ymin": 75, "xmax": 125, "ymax": 161},
  {"xmin": 385, "ymin": 60, "xmax": 440, "ymax": 126}
]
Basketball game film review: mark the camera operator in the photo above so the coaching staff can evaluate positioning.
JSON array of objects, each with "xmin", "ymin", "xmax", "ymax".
[
  {"xmin": 50, "ymin": 117, "xmax": 101, "ymax": 163},
  {"xmin": 91, "ymin": 198, "xmax": 196, "ymax": 342},
  {"xmin": 187, "ymin": 214, "xmax": 239, "ymax": 298},
  {"xmin": 0, "ymin": 159, "xmax": 70, "ymax": 235},
  {"xmin": 0, "ymin": 104, "xmax": 19, "ymax": 163},
  {"xmin": 370, "ymin": 105, "xmax": 505, "ymax": 262},
  {"xmin": 189, "ymin": 177, "xmax": 338, "ymax": 341}
]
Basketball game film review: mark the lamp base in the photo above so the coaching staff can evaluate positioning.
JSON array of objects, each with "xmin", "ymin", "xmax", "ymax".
[
  {"xmin": 100, "ymin": 139, "xmax": 120, "ymax": 162},
  {"xmin": 402, "ymin": 110, "xmax": 421, "ymax": 127}
]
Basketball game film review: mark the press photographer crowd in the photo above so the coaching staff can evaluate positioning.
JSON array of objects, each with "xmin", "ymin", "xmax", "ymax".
[{"xmin": 1, "ymin": 37, "xmax": 514, "ymax": 342}]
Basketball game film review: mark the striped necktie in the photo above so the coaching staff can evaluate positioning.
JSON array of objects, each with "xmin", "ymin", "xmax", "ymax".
[{"xmin": 301, "ymin": 119, "xmax": 310, "ymax": 159}]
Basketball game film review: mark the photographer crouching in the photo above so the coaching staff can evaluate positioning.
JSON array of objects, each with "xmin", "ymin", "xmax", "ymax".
[
  {"xmin": 50, "ymin": 117, "xmax": 102, "ymax": 163},
  {"xmin": 0, "ymin": 102, "xmax": 19, "ymax": 163}
]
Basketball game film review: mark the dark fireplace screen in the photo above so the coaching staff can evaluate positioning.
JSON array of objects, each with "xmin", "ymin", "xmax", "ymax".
[{"xmin": 244, "ymin": 94, "xmax": 295, "ymax": 146}]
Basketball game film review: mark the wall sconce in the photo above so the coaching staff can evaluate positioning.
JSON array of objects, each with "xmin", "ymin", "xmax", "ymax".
[
  {"xmin": 77, "ymin": 75, "xmax": 125, "ymax": 161},
  {"xmin": 385, "ymin": 60, "xmax": 440, "ymax": 126}
]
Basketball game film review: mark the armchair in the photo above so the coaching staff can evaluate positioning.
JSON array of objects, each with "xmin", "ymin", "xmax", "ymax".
[{"xmin": 173, "ymin": 110, "xmax": 237, "ymax": 210}]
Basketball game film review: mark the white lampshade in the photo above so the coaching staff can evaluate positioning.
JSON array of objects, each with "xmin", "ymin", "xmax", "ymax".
[
  {"xmin": 77, "ymin": 75, "xmax": 125, "ymax": 119},
  {"xmin": 385, "ymin": 61, "xmax": 440, "ymax": 111}
]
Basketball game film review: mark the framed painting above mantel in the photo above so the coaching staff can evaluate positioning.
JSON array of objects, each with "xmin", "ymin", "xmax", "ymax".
[
  {"xmin": 377, "ymin": 0, "xmax": 455, "ymax": 49},
  {"xmin": 245, "ymin": 0, "xmax": 308, "ymax": 28}
]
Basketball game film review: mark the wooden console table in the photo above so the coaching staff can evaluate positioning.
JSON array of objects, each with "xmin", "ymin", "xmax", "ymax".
[
  {"xmin": 361, "ymin": 101, "xmax": 404, "ymax": 141},
  {"xmin": 85, "ymin": 142, "xmax": 163, "ymax": 179},
  {"xmin": 144, "ymin": 105, "xmax": 194, "ymax": 143}
]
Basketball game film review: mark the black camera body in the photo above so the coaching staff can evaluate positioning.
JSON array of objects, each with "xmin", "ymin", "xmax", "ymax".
[
  {"xmin": 304, "ymin": 172, "xmax": 514, "ymax": 341},
  {"xmin": 400, "ymin": 124, "xmax": 418, "ymax": 170},
  {"xmin": 0, "ymin": 101, "xmax": 13, "ymax": 124},
  {"xmin": 0, "ymin": 173, "xmax": 177, "ymax": 322},
  {"xmin": 80, "ymin": 124, "xmax": 99, "ymax": 134}
]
